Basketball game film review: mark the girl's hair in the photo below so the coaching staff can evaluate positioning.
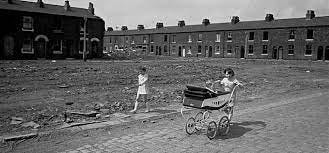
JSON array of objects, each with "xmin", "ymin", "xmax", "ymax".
[{"xmin": 223, "ymin": 68, "xmax": 235, "ymax": 76}]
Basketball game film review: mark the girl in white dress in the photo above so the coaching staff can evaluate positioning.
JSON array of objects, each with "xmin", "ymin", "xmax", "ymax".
[
  {"xmin": 214, "ymin": 68, "xmax": 242, "ymax": 121},
  {"xmin": 130, "ymin": 67, "xmax": 150, "ymax": 113}
]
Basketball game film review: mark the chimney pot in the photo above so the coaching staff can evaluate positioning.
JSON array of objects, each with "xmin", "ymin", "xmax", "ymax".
[
  {"xmin": 306, "ymin": 10, "xmax": 315, "ymax": 19},
  {"xmin": 156, "ymin": 22, "xmax": 163, "ymax": 29},
  {"xmin": 88, "ymin": 2, "xmax": 95, "ymax": 15},
  {"xmin": 202, "ymin": 19, "xmax": 210, "ymax": 26},
  {"xmin": 265, "ymin": 14, "xmax": 274, "ymax": 22},
  {"xmin": 121, "ymin": 26, "xmax": 128, "ymax": 31},
  {"xmin": 231, "ymin": 16, "xmax": 240, "ymax": 24},
  {"xmin": 64, "ymin": 0, "xmax": 70, "ymax": 11},
  {"xmin": 137, "ymin": 25, "xmax": 144, "ymax": 30},
  {"xmin": 178, "ymin": 20, "xmax": 185, "ymax": 27},
  {"xmin": 36, "ymin": 0, "xmax": 44, "ymax": 8},
  {"xmin": 107, "ymin": 27, "xmax": 113, "ymax": 32},
  {"xmin": 8, "ymin": 0, "xmax": 13, "ymax": 4}
]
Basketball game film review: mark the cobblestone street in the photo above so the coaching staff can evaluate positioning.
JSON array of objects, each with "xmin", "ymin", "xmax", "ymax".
[{"xmin": 57, "ymin": 92, "xmax": 329, "ymax": 153}]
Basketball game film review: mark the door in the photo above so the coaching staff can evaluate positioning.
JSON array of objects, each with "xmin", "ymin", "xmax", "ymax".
[
  {"xmin": 3, "ymin": 36, "xmax": 15, "ymax": 58},
  {"xmin": 325, "ymin": 46, "xmax": 329, "ymax": 60},
  {"xmin": 272, "ymin": 46, "xmax": 277, "ymax": 59},
  {"xmin": 278, "ymin": 46, "xmax": 283, "ymax": 59},
  {"xmin": 208, "ymin": 46, "xmax": 212, "ymax": 57},
  {"xmin": 159, "ymin": 46, "xmax": 162, "ymax": 55},
  {"xmin": 178, "ymin": 46, "xmax": 182, "ymax": 57},
  {"xmin": 317, "ymin": 46, "xmax": 323, "ymax": 60},
  {"xmin": 35, "ymin": 38, "xmax": 46, "ymax": 58},
  {"xmin": 182, "ymin": 46, "xmax": 186, "ymax": 57},
  {"xmin": 91, "ymin": 41, "xmax": 98, "ymax": 58},
  {"xmin": 240, "ymin": 46, "xmax": 245, "ymax": 58},
  {"xmin": 205, "ymin": 46, "xmax": 208, "ymax": 57}
]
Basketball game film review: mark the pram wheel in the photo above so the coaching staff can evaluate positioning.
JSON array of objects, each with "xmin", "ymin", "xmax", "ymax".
[
  {"xmin": 206, "ymin": 121, "xmax": 217, "ymax": 140},
  {"xmin": 185, "ymin": 117, "xmax": 196, "ymax": 135},
  {"xmin": 218, "ymin": 116, "xmax": 230, "ymax": 136},
  {"xmin": 194, "ymin": 112, "xmax": 204, "ymax": 131}
]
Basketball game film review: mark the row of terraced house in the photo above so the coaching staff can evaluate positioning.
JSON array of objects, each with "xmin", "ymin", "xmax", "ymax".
[
  {"xmin": 0, "ymin": 0, "xmax": 104, "ymax": 59},
  {"xmin": 104, "ymin": 10, "xmax": 329, "ymax": 61}
]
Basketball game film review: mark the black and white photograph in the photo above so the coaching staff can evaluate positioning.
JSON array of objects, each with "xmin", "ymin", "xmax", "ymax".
[{"xmin": 0, "ymin": 0, "xmax": 328, "ymax": 152}]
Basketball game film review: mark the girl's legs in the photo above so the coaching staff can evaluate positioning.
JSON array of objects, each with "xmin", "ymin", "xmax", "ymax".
[
  {"xmin": 143, "ymin": 94, "xmax": 150, "ymax": 112},
  {"xmin": 130, "ymin": 94, "xmax": 140, "ymax": 113}
]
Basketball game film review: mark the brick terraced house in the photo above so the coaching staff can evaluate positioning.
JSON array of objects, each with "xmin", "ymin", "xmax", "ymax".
[
  {"xmin": 104, "ymin": 10, "xmax": 329, "ymax": 61},
  {"xmin": 0, "ymin": 0, "xmax": 105, "ymax": 59}
]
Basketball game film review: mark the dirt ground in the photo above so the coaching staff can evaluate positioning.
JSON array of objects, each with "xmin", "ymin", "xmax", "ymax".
[{"xmin": 0, "ymin": 57, "xmax": 328, "ymax": 135}]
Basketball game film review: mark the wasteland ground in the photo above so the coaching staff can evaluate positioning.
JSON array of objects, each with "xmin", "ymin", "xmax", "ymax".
[{"xmin": 0, "ymin": 57, "xmax": 328, "ymax": 136}]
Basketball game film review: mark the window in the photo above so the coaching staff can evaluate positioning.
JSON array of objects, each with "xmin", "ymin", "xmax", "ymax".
[
  {"xmin": 22, "ymin": 38, "xmax": 33, "ymax": 53},
  {"xmin": 53, "ymin": 39, "xmax": 63, "ymax": 54},
  {"xmin": 305, "ymin": 45, "xmax": 312, "ymax": 55},
  {"xmin": 248, "ymin": 32, "xmax": 254, "ymax": 41},
  {"xmin": 198, "ymin": 34, "xmax": 202, "ymax": 42},
  {"xmin": 131, "ymin": 36, "xmax": 135, "ymax": 44},
  {"xmin": 215, "ymin": 46, "xmax": 220, "ymax": 54},
  {"xmin": 164, "ymin": 45, "xmax": 168, "ymax": 52},
  {"xmin": 289, "ymin": 30, "xmax": 295, "ymax": 40},
  {"xmin": 188, "ymin": 35, "xmax": 192, "ymax": 42},
  {"xmin": 164, "ymin": 35, "xmax": 168, "ymax": 42},
  {"xmin": 263, "ymin": 31, "xmax": 268, "ymax": 41},
  {"xmin": 156, "ymin": 46, "xmax": 158, "ymax": 53},
  {"xmin": 307, "ymin": 29, "xmax": 314, "ymax": 40},
  {"xmin": 150, "ymin": 35, "xmax": 154, "ymax": 43},
  {"xmin": 248, "ymin": 45, "xmax": 254, "ymax": 54},
  {"xmin": 226, "ymin": 45, "xmax": 232, "ymax": 54},
  {"xmin": 109, "ymin": 37, "xmax": 112, "ymax": 44},
  {"xmin": 143, "ymin": 36, "xmax": 147, "ymax": 43},
  {"xmin": 150, "ymin": 45, "xmax": 154, "ymax": 53},
  {"xmin": 216, "ymin": 34, "xmax": 221, "ymax": 42},
  {"xmin": 288, "ymin": 45, "xmax": 294, "ymax": 55},
  {"xmin": 187, "ymin": 46, "xmax": 192, "ymax": 55},
  {"xmin": 227, "ymin": 32, "xmax": 232, "ymax": 41},
  {"xmin": 172, "ymin": 35, "xmax": 176, "ymax": 43},
  {"xmin": 53, "ymin": 16, "xmax": 62, "ymax": 30},
  {"xmin": 198, "ymin": 45, "xmax": 202, "ymax": 54},
  {"xmin": 262, "ymin": 45, "xmax": 268, "ymax": 54},
  {"xmin": 125, "ymin": 36, "xmax": 129, "ymax": 43},
  {"xmin": 22, "ymin": 16, "xmax": 33, "ymax": 31}
]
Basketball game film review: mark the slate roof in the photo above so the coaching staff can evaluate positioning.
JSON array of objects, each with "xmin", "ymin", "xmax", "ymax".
[
  {"xmin": 0, "ymin": 0, "xmax": 102, "ymax": 20},
  {"xmin": 105, "ymin": 16, "xmax": 329, "ymax": 36}
]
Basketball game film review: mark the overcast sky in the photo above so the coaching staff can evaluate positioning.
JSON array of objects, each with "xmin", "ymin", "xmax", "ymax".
[{"xmin": 26, "ymin": 0, "xmax": 329, "ymax": 30}]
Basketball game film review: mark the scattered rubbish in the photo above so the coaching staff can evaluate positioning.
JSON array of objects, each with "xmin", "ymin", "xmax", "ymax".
[
  {"xmin": 95, "ymin": 114, "xmax": 101, "ymax": 119},
  {"xmin": 306, "ymin": 70, "xmax": 310, "ymax": 73},
  {"xmin": 108, "ymin": 131, "xmax": 111, "ymax": 135},
  {"xmin": 104, "ymin": 115, "xmax": 110, "ymax": 118},
  {"xmin": 100, "ymin": 109, "xmax": 110, "ymax": 114},
  {"xmin": 51, "ymin": 60, "xmax": 56, "ymax": 63},
  {"xmin": 21, "ymin": 121, "xmax": 40, "ymax": 129},
  {"xmin": 150, "ymin": 120, "xmax": 156, "ymax": 123},
  {"xmin": 10, "ymin": 117, "xmax": 24, "ymax": 125},
  {"xmin": 66, "ymin": 110, "xmax": 98, "ymax": 117},
  {"xmin": 65, "ymin": 102, "xmax": 74, "ymax": 105},
  {"xmin": 58, "ymin": 84, "xmax": 70, "ymax": 88}
]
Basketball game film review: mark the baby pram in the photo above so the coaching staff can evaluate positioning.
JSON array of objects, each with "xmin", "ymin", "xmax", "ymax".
[{"xmin": 181, "ymin": 84, "xmax": 239, "ymax": 139}]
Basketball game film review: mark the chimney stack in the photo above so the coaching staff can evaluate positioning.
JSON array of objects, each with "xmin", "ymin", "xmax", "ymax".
[
  {"xmin": 137, "ymin": 25, "xmax": 144, "ymax": 30},
  {"xmin": 202, "ymin": 19, "xmax": 210, "ymax": 26},
  {"xmin": 121, "ymin": 26, "xmax": 128, "ymax": 31},
  {"xmin": 64, "ymin": 0, "xmax": 70, "ymax": 11},
  {"xmin": 178, "ymin": 20, "xmax": 185, "ymax": 27},
  {"xmin": 156, "ymin": 22, "xmax": 163, "ymax": 29},
  {"xmin": 231, "ymin": 16, "xmax": 240, "ymax": 24},
  {"xmin": 265, "ymin": 14, "xmax": 274, "ymax": 22},
  {"xmin": 306, "ymin": 10, "xmax": 315, "ymax": 19},
  {"xmin": 36, "ymin": 0, "xmax": 44, "ymax": 8},
  {"xmin": 88, "ymin": 2, "xmax": 95, "ymax": 15},
  {"xmin": 107, "ymin": 27, "xmax": 113, "ymax": 32}
]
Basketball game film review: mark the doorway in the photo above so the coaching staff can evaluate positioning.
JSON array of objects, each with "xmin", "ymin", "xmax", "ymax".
[
  {"xmin": 272, "ymin": 46, "xmax": 278, "ymax": 59},
  {"xmin": 178, "ymin": 46, "xmax": 182, "ymax": 57},
  {"xmin": 325, "ymin": 46, "xmax": 329, "ymax": 60},
  {"xmin": 208, "ymin": 46, "xmax": 212, "ymax": 57},
  {"xmin": 91, "ymin": 41, "xmax": 98, "ymax": 58},
  {"xmin": 278, "ymin": 46, "xmax": 283, "ymax": 59},
  {"xmin": 317, "ymin": 46, "xmax": 323, "ymax": 60},
  {"xmin": 35, "ymin": 38, "xmax": 47, "ymax": 58},
  {"xmin": 240, "ymin": 46, "xmax": 245, "ymax": 58},
  {"xmin": 3, "ymin": 36, "xmax": 15, "ymax": 58}
]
